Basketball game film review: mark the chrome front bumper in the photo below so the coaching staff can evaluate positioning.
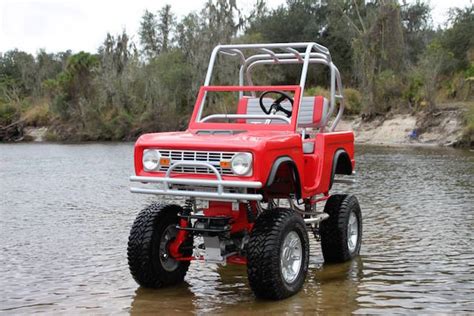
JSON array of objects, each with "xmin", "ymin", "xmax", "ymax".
[{"xmin": 130, "ymin": 161, "xmax": 263, "ymax": 201}]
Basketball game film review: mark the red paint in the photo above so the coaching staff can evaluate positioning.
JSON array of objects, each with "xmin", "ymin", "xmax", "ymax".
[
  {"xmin": 133, "ymin": 85, "xmax": 355, "ymax": 264},
  {"xmin": 168, "ymin": 218, "xmax": 189, "ymax": 259},
  {"xmin": 203, "ymin": 201, "xmax": 251, "ymax": 234},
  {"xmin": 236, "ymin": 97, "xmax": 249, "ymax": 115},
  {"xmin": 227, "ymin": 255, "xmax": 247, "ymax": 265},
  {"xmin": 312, "ymin": 96, "xmax": 324, "ymax": 125},
  {"xmin": 188, "ymin": 86, "xmax": 301, "ymax": 131}
]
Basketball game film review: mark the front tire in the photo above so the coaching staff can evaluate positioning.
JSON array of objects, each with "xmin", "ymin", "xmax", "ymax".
[
  {"xmin": 320, "ymin": 194, "xmax": 362, "ymax": 263},
  {"xmin": 247, "ymin": 208, "xmax": 309, "ymax": 300},
  {"xmin": 127, "ymin": 203, "xmax": 191, "ymax": 288}
]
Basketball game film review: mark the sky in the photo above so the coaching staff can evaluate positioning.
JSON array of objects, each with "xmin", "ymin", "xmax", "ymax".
[{"xmin": 0, "ymin": 0, "xmax": 472, "ymax": 55}]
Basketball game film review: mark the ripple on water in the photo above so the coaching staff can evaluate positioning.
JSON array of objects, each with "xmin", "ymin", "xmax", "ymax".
[{"xmin": 0, "ymin": 144, "xmax": 473, "ymax": 314}]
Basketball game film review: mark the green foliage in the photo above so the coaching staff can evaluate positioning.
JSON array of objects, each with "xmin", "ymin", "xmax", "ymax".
[
  {"xmin": 403, "ymin": 72, "xmax": 424, "ymax": 108},
  {"xmin": 461, "ymin": 103, "xmax": 474, "ymax": 145},
  {"xmin": 22, "ymin": 101, "xmax": 51, "ymax": 126},
  {"xmin": 139, "ymin": 6, "xmax": 175, "ymax": 59},
  {"xmin": 0, "ymin": 102, "xmax": 20, "ymax": 126},
  {"xmin": 400, "ymin": 0, "xmax": 433, "ymax": 64},
  {"xmin": 0, "ymin": 50, "xmax": 36, "ymax": 97},
  {"xmin": 344, "ymin": 88, "xmax": 362, "ymax": 115},
  {"xmin": 441, "ymin": 6, "xmax": 474, "ymax": 70},
  {"xmin": 1, "ymin": 0, "xmax": 473, "ymax": 142},
  {"xmin": 417, "ymin": 41, "xmax": 456, "ymax": 108},
  {"xmin": 305, "ymin": 86, "xmax": 329, "ymax": 98},
  {"xmin": 465, "ymin": 62, "xmax": 474, "ymax": 78},
  {"xmin": 139, "ymin": 10, "xmax": 160, "ymax": 59},
  {"xmin": 305, "ymin": 86, "xmax": 361, "ymax": 114},
  {"xmin": 373, "ymin": 70, "xmax": 405, "ymax": 112}
]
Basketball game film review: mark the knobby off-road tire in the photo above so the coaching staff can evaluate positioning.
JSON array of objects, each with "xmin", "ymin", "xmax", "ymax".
[
  {"xmin": 320, "ymin": 194, "xmax": 362, "ymax": 263},
  {"xmin": 247, "ymin": 208, "xmax": 309, "ymax": 300},
  {"xmin": 127, "ymin": 203, "xmax": 191, "ymax": 288}
]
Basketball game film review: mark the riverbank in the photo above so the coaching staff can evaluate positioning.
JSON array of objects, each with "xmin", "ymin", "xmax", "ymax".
[
  {"xmin": 338, "ymin": 106, "xmax": 472, "ymax": 148},
  {"xmin": 5, "ymin": 105, "xmax": 472, "ymax": 149}
]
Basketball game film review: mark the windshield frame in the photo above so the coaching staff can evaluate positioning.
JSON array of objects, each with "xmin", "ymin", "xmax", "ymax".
[{"xmin": 188, "ymin": 85, "xmax": 302, "ymax": 132}]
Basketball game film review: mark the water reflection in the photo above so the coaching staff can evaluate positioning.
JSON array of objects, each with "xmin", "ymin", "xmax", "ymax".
[
  {"xmin": 1, "ymin": 144, "xmax": 473, "ymax": 314},
  {"xmin": 128, "ymin": 250, "xmax": 366, "ymax": 314}
]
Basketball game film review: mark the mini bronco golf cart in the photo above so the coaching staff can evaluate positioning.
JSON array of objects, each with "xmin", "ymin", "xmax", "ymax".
[{"xmin": 128, "ymin": 42, "xmax": 361, "ymax": 300}]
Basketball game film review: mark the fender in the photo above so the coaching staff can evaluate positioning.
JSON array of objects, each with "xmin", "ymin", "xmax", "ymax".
[
  {"xmin": 265, "ymin": 156, "xmax": 302, "ymax": 200},
  {"xmin": 330, "ymin": 149, "xmax": 353, "ymax": 189}
]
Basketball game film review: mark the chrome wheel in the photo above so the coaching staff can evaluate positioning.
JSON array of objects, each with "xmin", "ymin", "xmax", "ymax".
[
  {"xmin": 280, "ymin": 231, "xmax": 302, "ymax": 284},
  {"xmin": 159, "ymin": 224, "xmax": 179, "ymax": 272},
  {"xmin": 347, "ymin": 211, "xmax": 359, "ymax": 253}
]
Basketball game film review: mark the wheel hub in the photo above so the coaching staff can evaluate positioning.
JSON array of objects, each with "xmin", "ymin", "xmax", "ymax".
[
  {"xmin": 280, "ymin": 231, "xmax": 302, "ymax": 284},
  {"xmin": 347, "ymin": 211, "xmax": 359, "ymax": 253},
  {"xmin": 159, "ymin": 224, "xmax": 179, "ymax": 272}
]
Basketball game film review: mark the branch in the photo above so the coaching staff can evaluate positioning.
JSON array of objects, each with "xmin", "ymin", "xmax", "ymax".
[
  {"xmin": 336, "ymin": 2, "xmax": 362, "ymax": 35},
  {"xmin": 352, "ymin": 0, "xmax": 367, "ymax": 33}
]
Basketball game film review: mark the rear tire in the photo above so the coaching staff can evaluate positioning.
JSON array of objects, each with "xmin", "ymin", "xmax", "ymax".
[
  {"xmin": 127, "ymin": 203, "xmax": 191, "ymax": 288},
  {"xmin": 247, "ymin": 208, "xmax": 309, "ymax": 300},
  {"xmin": 320, "ymin": 194, "xmax": 362, "ymax": 263}
]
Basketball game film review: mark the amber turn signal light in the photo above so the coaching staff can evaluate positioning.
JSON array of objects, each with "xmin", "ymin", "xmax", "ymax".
[
  {"xmin": 220, "ymin": 160, "xmax": 231, "ymax": 168},
  {"xmin": 160, "ymin": 157, "xmax": 170, "ymax": 166}
]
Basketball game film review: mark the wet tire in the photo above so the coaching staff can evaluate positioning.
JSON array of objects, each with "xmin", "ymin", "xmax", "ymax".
[
  {"xmin": 320, "ymin": 194, "xmax": 362, "ymax": 263},
  {"xmin": 127, "ymin": 203, "xmax": 191, "ymax": 288},
  {"xmin": 247, "ymin": 208, "xmax": 309, "ymax": 300}
]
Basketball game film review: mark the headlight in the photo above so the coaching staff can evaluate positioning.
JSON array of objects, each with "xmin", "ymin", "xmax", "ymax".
[
  {"xmin": 231, "ymin": 152, "xmax": 253, "ymax": 176},
  {"xmin": 143, "ymin": 149, "xmax": 161, "ymax": 171}
]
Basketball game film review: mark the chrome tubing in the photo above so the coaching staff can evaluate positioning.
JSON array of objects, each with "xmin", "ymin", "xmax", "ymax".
[{"xmin": 130, "ymin": 161, "xmax": 263, "ymax": 201}]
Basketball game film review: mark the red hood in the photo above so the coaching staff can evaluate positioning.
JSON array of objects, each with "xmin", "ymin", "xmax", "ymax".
[{"xmin": 135, "ymin": 129, "xmax": 301, "ymax": 152}]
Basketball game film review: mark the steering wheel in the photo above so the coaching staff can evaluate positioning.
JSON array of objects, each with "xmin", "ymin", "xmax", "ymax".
[{"xmin": 259, "ymin": 90, "xmax": 294, "ymax": 118}]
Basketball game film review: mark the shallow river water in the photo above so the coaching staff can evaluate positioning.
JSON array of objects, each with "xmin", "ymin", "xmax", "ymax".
[{"xmin": 1, "ymin": 143, "xmax": 473, "ymax": 314}]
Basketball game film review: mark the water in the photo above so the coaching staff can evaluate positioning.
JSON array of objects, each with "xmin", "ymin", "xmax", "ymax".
[{"xmin": 1, "ymin": 143, "xmax": 473, "ymax": 314}]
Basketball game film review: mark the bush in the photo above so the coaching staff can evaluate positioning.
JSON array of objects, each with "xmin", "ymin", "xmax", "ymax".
[
  {"xmin": 402, "ymin": 71, "xmax": 424, "ymax": 109},
  {"xmin": 305, "ymin": 86, "xmax": 361, "ymax": 114},
  {"xmin": 0, "ymin": 102, "xmax": 20, "ymax": 126},
  {"xmin": 462, "ymin": 103, "xmax": 474, "ymax": 146},
  {"xmin": 344, "ymin": 88, "xmax": 362, "ymax": 114},
  {"xmin": 373, "ymin": 70, "xmax": 405, "ymax": 112},
  {"xmin": 466, "ymin": 62, "xmax": 474, "ymax": 78},
  {"xmin": 305, "ymin": 86, "xmax": 329, "ymax": 98},
  {"xmin": 22, "ymin": 100, "xmax": 51, "ymax": 126}
]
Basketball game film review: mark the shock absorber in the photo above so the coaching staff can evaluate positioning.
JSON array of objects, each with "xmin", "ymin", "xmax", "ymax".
[
  {"xmin": 183, "ymin": 199, "xmax": 196, "ymax": 216},
  {"xmin": 246, "ymin": 202, "xmax": 256, "ymax": 223}
]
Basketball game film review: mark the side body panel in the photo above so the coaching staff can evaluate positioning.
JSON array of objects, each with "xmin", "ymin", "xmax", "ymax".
[{"xmin": 301, "ymin": 131, "xmax": 355, "ymax": 196}]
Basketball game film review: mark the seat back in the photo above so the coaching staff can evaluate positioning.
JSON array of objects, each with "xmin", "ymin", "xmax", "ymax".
[
  {"xmin": 297, "ymin": 96, "xmax": 328, "ymax": 128},
  {"xmin": 237, "ymin": 96, "xmax": 328, "ymax": 128}
]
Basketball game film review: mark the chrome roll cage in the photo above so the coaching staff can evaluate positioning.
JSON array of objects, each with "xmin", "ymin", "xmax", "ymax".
[{"xmin": 201, "ymin": 42, "xmax": 345, "ymax": 132}]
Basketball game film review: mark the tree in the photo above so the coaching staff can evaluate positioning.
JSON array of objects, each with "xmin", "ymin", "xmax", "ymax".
[
  {"xmin": 35, "ymin": 49, "xmax": 63, "ymax": 96},
  {"xmin": 158, "ymin": 5, "xmax": 175, "ymax": 53},
  {"xmin": 418, "ymin": 42, "xmax": 455, "ymax": 109},
  {"xmin": 139, "ymin": 10, "xmax": 160, "ymax": 59},
  {"xmin": 0, "ymin": 49, "xmax": 36, "ymax": 97},
  {"xmin": 440, "ymin": 6, "xmax": 474, "ymax": 70},
  {"xmin": 139, "ymin": 6, "xmax": 176, "ymax": 59},
  {"xmin": 52, "ymin": 52, "xmax": 99, "ymax": 124},
  {"xmin": 400, "ymin": 0, "xmax": 433, "ymax": 64},
  {"xmin": 332, "ymin": 0, "xmax": 405, "ymax": 115}
]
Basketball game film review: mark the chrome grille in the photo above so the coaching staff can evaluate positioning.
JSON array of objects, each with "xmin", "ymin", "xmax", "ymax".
[{"xmin": 159, "ymin": 150, "xmax": 236, "ymax": 175}]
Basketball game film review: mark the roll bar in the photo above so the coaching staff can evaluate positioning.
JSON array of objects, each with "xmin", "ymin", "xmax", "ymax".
[{"xmin": 201, "ymin": 42, "xmax": 345, "ymax": 132}]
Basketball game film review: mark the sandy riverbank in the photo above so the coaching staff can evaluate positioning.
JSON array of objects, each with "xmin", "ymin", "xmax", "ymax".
[
  {"xmin": 338, "ymin": 108, "xmax": 467, "ymax": 147},
  {"xmin": 20, "ymin": 108, "xmax": 469, "ymax": 148}
]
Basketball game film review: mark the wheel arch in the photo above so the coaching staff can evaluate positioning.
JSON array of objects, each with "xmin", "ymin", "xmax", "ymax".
[
  {"xmin": 265, "ymin": 156, "xmax": 302, "ymax": 200},
  {"xmin": 332, "ymin": 149, "xmax": 353, "ymax": 175},
  {"xmin": 329, "ymin": 149, "xmax": 353, "ymax": 189}
]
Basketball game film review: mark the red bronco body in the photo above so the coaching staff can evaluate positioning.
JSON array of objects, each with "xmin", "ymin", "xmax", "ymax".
[{"xmin": 128, "ymin": 43, "xmax": 361, "ymax": 300}]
